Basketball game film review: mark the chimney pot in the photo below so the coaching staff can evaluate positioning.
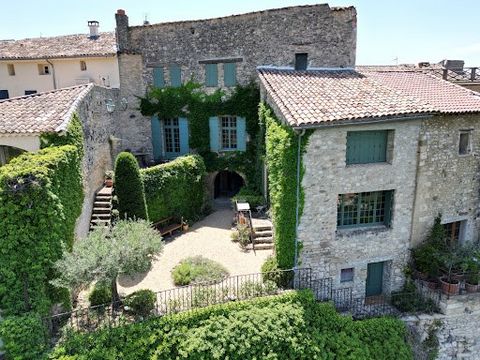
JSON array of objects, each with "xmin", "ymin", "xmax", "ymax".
[
  {"xmin": 117, "ymin": 9, "xmax": 126, "ymax": 15},
  {"xmin": 88, "ymin": 20, "xmax": 99, "ymax": 39}
]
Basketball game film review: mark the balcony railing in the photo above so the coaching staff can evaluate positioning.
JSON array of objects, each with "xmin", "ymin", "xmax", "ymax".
[{"xmin": 427, "ymin": 67, "xmax": 480, "ymax": 83}]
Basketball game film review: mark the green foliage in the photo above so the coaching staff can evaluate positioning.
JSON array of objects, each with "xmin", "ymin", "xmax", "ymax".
[
  {"xmin": 231, "ymin": 186, "xmax": 265, "ymax": 208},
  {"xmin": 0, "ymin": 145, "xmax": 83, "ymax": 315},
  {"xmin": 114, "ymin": 152, "xmax": 148, "ymax": 220},
  {"xmin": 230, "ymin": 223, "xmax": 250, "ymax": 249},
  {"xmin": 124, "ymin": 289, "xmax": 156, "ymax": 317},
  {"xmin": 171, "ymin": 256, "xmax": 229, "ymax": 286},
  {"xmin": 51, "ymin": 290, "xmax": 413, "ymax": 360},
  {"xmin": 140, "ymin": 81, "xmax": 262, "ymax": 190},
  {"xmin": 238, "ymin": 280, "xmax": 278, "ymax": 299},
  {"xmin": 261, "ymin": 255, "xmax": 293, "ymax": 287},
  {"xmin": 142, "ymin": 155, "xmax": 206, "ymax": 222},
  {"xmin": 262, "ymin": 103, "xmax": 311, "ymax": 269},
  {"xmin": 52, "ymin": 219, "xmax": 163, "ymax": 302},
  {"xmin": 40, "ymin": 113, "xmax": 84, "ymax": 156},
  {"xmin": 0, "ymin": 312, "xmax": 47, "ymax": 360},
  {"xmin": 391, "ymin": 280, "xmax": 439, "ymax": 314},
  {"xmin": 89, "ymin": 282, "xmax": 112, "ymax": 307}
]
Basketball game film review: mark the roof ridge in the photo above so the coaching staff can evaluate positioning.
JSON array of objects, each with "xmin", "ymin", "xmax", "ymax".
[
  {"xmin": 0, "ymin": 84, "xmax": 92, "ymax": 104},
  {"xmin": 2, "ymin": 31, "xmax": 115, "ymax": 42}
]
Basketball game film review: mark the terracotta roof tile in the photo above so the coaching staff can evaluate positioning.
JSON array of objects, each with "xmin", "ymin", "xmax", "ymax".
[
  {"xmin": 0, "ymin": 32, "xmax": 116, "ymax": 60},
  {"xmin": 258, "ymin": 67, "xmax": 480, "ymax": 127},
  {"xmin": 0, "ymin": 84, "xmax": 93, "ymax": 135}
]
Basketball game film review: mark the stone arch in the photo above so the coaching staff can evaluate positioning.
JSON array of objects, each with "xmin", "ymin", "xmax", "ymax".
[
  {"xmin": 0, "ymin": 144, "xmax": 27, "ymax": 166},
  {"xmin": 206, "ymin": 170, "xmax": 247, "ymax": 200}
]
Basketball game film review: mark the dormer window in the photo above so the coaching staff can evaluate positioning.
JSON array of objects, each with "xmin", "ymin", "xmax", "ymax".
[{"xmin": 38, "ymin": 64, "xmax": 50, "ymax": 75}]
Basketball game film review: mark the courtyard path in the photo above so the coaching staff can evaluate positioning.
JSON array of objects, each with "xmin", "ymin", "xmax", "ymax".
[{"xmin": 117, "ymin": 207, "xmax": 273, "ymax": 295}]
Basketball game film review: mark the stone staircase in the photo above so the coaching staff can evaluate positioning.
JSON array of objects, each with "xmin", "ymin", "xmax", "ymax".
[
  {"xmin": 89, "ymin": 186, "xmax": 113, "ymax": 231},
  {"xmin": 246, "ymin": 218, "xmax": 274, "ymax": 251}
]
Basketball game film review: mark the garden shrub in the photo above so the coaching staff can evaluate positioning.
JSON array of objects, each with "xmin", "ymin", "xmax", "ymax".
[
  {"xmin": 142, "ymin": 155, "xmax": 206, "ymax": 223},
  {"xmin": 0, "ymin": 144, "xmax": 83, "ymax": 315},
  {"xmin": 262, "ymin": 103, "xmax": 311, "ymax": 269},
  {"xmin": 231, "ymin": 186, "xmax": 265, "ymax": 208},
  {"xmin": 124, "ymin": 289, "xmax": 156, "ymax": 317},
  {"xmin": 261, "ymin": 255, "xmax": 293, "ymax": 287},
  {"xmin": 51, "ymin": 290, "xmax": 413, "ymax": 359},
  {"xmin": 0, "ymin": 312, "xmax": 47, "ymax": 360},
  {"xmin": 171, "ymin": 256, "xmax": 229, "ymax": 286},
  {"xmin": 114, "ymin": 152, "xmax": 148, "ymax": 220},
  {"xmin": 230, "ymin": 223, "xmax": 250, "ymax": 249},
  {"xmin": 88, "ymin": 282, "xmax": 112, "ymax": 307}
]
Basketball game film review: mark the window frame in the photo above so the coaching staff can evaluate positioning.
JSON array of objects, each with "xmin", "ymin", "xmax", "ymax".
[
  {"xmin": 163, "ymin": 118, "xmax": 181, "ymax": 155},
  {"xmin": 340, "ymin": 268, "xmax": 354, "ymax": 283},
  {"xmin": 7, "ymin": 64, "xmax": 15, "ymax": 76},
  {"xmin": 337, "ymin": 190, "xmax": 393, "ymax": 229},
  {"xmin": 220, "ymin": 115, "xmax": 237, "ymax": 150},
  {"xmin": 38, "ymin": 64, "xmax": 50, "ymax": 75},
  {"xmin": 458, "ymin": 130, "xmax": 472, "ymax": 156},
  {"xmin": 346, "ymin": 130, "xmax": 391, "ymax": 166},
  {"xmin": 24, "ymin": 90, "xmax": 37, "ymax": 96}
]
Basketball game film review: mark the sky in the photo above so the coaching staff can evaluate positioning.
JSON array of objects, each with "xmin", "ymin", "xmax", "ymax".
[{"xmin": 0, "ymin": 0, "xmax": 479, "ymax": 66}]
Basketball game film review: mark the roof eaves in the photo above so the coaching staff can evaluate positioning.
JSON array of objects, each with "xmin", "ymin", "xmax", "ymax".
[{"xmin": 54, "ymin": 83, "xmax": 94, "ymax": 133}]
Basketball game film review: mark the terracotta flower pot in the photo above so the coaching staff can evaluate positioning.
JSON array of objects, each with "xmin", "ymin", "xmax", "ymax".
[
  {"xmin": 104, "ymin": 179, "xmax": 113, "ymax": 187},
  {"xmin": 440, "ymin": 277, "xmax": 460, "ymax": 296},
  {"xmin": 183, "ymin": 224, "xmax": 189, "ymax": 232},
  {"xmin": 466, "ymin": 282, "xmax": 479, "ymax": 293}
]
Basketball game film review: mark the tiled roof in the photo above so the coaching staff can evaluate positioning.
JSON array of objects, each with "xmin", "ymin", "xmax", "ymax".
[
  {"xmin": 257, "ymin": 67, "xmax": 480, "ymax": 127},
  {"xmin": 0, "ymin": 32, "xmax": 117, "ymax": 60},
  {"xmin": 0, "ymin": 84, "xmax": 93, "ymax": 135}
]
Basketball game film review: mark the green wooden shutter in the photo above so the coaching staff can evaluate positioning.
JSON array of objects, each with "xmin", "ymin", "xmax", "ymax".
[
  {"xmin": 346, "ymin": 131, "xmax": 388, "ymax": 165},
  {"xmin": 224, "ymin": 63, "xmax": 237, "ymax": 87},
  {"xmin": 205, "ymin": 64, "xmax": 218, "ymax": 87},
  {"xmin": 151, "ymin": 115, "xmax": 162, "ymax": 161},
  {"xmin": 366, "ymin": 262, "xmax": 384, "ymax": 296},
  {"xmin": 209, "ymin": 117, "xmax": 220, "ymax": 152},
  {"xmin": 169, "ymin": 65, "xmax": 182, "ymax": 87},
  {"xmin": 153, "ymin": 67, "xmax": 164, "ymax": 88},
  {"xmin": 236, "ymin": 117, "xmax": 246, "ymax": 151},
  {"xmin": 384, "ymin": 190, "xmax": 393, "ymax": 227},
  {"xmin": 179, "ymin": 118, "xmax": 189, "ymax": 155}
]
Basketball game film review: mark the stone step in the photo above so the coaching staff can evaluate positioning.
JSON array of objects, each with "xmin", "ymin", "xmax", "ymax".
[
  {"xmin": 254, "ymin": 230, "xmax": 273, "ymax": 238},
  {"xmin": 94, "ymin": 201, "xmax": 112, "ymax": 208},
  {"xmin": 92, "ymin": 207, "xmax": 111, "ymax": 214},
  {"xmin": 91, "ymin": 213, "xmax": 111, "ymax": 220},
  {"xmin": 95, "ymin": 195, "xmax": 112, "ymax": 201},
  {"xmin": 97, "ymin": 187, "xmax": 113, "ymax": 196},
  {"xmin": 90, "ymin": 219, "xmax": 111, "ymax": 226},
  {"xmin": 246, "ymin": 243, "xmax": 274, "ymax": 251},
  {"xmin": 253, "ymin": 236, "xmax": 273, "ymax": 244},
  {"xmin": 253, "ymin": 226, "xmax": 272, "ymax": 232}
]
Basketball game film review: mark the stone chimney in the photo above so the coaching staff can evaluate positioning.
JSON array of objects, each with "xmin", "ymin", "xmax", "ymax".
[
  {"xmin": 88, "ymin": 20, "xmax": 99, "ymax": 39},
  {"xmin": 115, "ymin": 9, "xmax": 130, "ymax": 52}
]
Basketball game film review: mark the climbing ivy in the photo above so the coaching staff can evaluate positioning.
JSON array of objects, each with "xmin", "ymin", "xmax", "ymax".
[
  {"xmin": 262, "ymin": 103, "xmax": 312, "ymax": 269},
  {"xmin": 140, "ymin": 81, "xmax": 261, "ymax": 190}
]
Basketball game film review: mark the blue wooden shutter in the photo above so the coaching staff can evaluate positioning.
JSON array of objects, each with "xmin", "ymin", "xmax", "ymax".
[
  {"xmin": 384, "ymin": 190, "xmax": 393, "ymax": 227},
  {"xmin": 169, "ymin": 65, "xmax": 182, "ymax": 87},
  {"xmin": 346, "ymin": 131, "xmax": 387, "ymax": 165},
  {"xmin": 179, "ymin": 118, "xmax": 189, "ymax": 155},
  {"xmin": 205, "ymin": 64, "xmax": 218, "ymax": 87},
  {"xmin": 236, "ymin": 117, "xmax": 246, "ymax": 151},
  {"xmin": 224, "ymin": 63, "xmax": 237, "ymax": 87},
  {"xmin": 153, "ymin": 67, "xmax": 164, "ymax": 87},
  {"xmin": 209, "ymin": 116, "xmax": 220, "ymax": 152},
  {"xmin": 151, "ymin": 115, "xmax": 163, "ymax": 161}
]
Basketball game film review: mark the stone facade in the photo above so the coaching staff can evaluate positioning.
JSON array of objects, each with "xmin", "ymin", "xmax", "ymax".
[{"xmin": 114, "ymin": 5, "xmax": 357, "ymax": 160}]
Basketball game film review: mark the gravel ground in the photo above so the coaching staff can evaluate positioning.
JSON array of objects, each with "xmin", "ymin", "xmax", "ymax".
[{"xmin": 117, "ymin": 207, "xmax": 272, "ymax": 295}]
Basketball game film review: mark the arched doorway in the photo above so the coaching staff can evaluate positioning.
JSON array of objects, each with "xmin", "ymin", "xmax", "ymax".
[
  {"xmin": 0, "ymin": 145, "xmax": 25, "ymax": 166},
  {"xmin": 214, "ymin": 170, "xmax": 244, "ymax": 198}
]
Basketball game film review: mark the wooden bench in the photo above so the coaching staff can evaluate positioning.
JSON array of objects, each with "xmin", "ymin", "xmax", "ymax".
[{"xmin": 153, "ymin": 216, "xmax": 184, "ymax": 237}]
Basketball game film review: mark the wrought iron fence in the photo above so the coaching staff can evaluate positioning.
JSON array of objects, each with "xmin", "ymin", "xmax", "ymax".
[{"xmin": 427, "ymin": 67, "xmax": 480, "ymax": 83}]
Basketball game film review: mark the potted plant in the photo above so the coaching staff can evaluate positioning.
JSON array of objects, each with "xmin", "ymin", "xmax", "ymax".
[
  {"xmin": 439, "ymin": 246, "xmax": 463, "ymax": 296},
  {"xmin": 182, "ymin": 220, "xmax": 189, "ymax": 232},
  {"xmin": 412, "ymin": 244, "xmax": 440, "ymax": 288},
  {"xmin": 466, "ymin": 272, "xmax": 479, "ymax": 293},
  {"xmin": 104, "ymin": 170, "xmax": 114, "ymax": 187}
]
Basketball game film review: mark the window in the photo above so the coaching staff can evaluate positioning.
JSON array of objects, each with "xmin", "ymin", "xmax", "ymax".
[
  {"xmin": 444, "ymin": 221, "xmax": 464, "ymax": 245},
  {"xmin": 459, "ymin": 131, "xmax": 471, "ymax": 155},
  {"xmin": 205, "ymin": 63, "xmax": 218, "ymax": 87},
  {"xmin": 295, "ymin": 53, "xmax": 308, "ymax": 71},
  {"xmin": 346, "ymin": 130, "xmax": 390, "ymax": 165},
  {"xmin": 337, "ymin": 190, "xmax": 393, "ymax": 229},
  {"xmin": 153, "ymin": 67, "xmax": 164, "ymax": 88},
  {"xmin": 164, "ymin": 118, "xmax": 180, "ymax": 154},
  {"xmin": 221, "ymin": 116, "xmax": 237, "ymax": 150},
  {"xmin": 24, "ymin": 90, "xmax": 37, "ymax": 95},
  {"xmin": 80, "ymin": 61, "xmax": 87, "ymax": 71},
  {"xmin": 38, "ymin": 64, "xmax": 50, "ymax": 75},
  {"xmin": 224, "ymin": 63, "xmax": 237, "ymax": 86},
  {"xmin": 169, "ymin": 64, "xmax": 181, "ymax": 87},
  {"xmin": 340, "ymin": 268, "xmax": 354, "ymax": 282},
  {"xmin": 0, "ymin": 90, "xmax": 8, "ymax": 100},
  {"xmin": 7, "ymin": 64, "xmax": 15, "ymax": 76}
]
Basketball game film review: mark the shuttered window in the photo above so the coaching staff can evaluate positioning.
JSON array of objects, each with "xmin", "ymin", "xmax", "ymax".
[
  {"xmin": 164, "ymin": 118, "xmax": 180, "ymax": 154},
  {"xmin": 346, "ymin": 131, "xmax": 388, "ymax": 165},
  {"xmin": 337, "ymin": 190, "xmax": 393, "ymax": 229},
  {"xmin": 224, "ymin": 63, "xmax": 237, "ymax": 87},
  {"xmin": 169, "ymin": 65, "xmax": 181, "ymax": 87},
  {"xmin": 221, "ymin": 116, "xmax": 237, "ymax": 150},
  {"xmin": 153, "ymin": 67, "xmax": 165, "ymax": 88},
  {"xmin": 205, "ymin": 64, "xmax": 218, "ymax": 87}
]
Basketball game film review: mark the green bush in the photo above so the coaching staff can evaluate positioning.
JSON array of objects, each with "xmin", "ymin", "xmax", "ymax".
[
  {"xmin": 0, "ymin": 312, "xmax": 47, "ymax": 360},
  {"xmin": 88, "ymin": 282, "xmax": 112, "ymax": 307},
  {"xmin": 51, "ymin": 290, "xmax": 413, "ymax": 360},
  {"xmin": 171, "ymin": 256, "xmax": 229, "ymax": 286},
  {"xmin": 230, "ymin": 224, "xmax": 250, "ymax": 249},
  {"xmin": 260, "ymin": 255, "xmax": 293, "ymax": 287},
  {"xmin": 0, "ymin": 143, "xmax": 83, "ymax": 315},
  {"xmin": 114, "ymin": 152, "xmax": 148, "ymax": 220},
  {"xmin": 142, "ymin": 155, "xmax": 206, "ymax": 222},
  {"xmin": 124, "ymin": 289, "xmax": 156, "ymax": 317},
  {"xmin": 231, "ymin": 186, "xmax": 265, "ymax": 208}
]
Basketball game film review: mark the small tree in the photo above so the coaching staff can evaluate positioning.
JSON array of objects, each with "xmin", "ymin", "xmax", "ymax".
[
  {"xmin": 51, "ymin": 219, "xmax": 163, "ymax": 306},
  {"xmin": 114, "ymin": 152, "xmax": 148, "ymax": 220}
]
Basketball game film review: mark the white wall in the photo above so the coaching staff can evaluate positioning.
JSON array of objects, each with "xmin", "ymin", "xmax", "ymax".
[
  {"xmin": 0, "ymin": 56, "xmax": 119, "ymax": 98},
  {"xmin": 0, "ymin": 135, "xmax": 40, "ymax": 152}
]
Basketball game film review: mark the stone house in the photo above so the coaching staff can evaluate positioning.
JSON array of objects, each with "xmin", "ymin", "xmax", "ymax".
[
  {"xmin": 259, "ymin": 67, "xmax": 480, "ymax": 297},
  {"xmin": 0, "ymin": 22, "xmax": 119, "ymax": 99},
  {"xmin": 112, "ymin": 4, "xmax": 356, "ymax": 197}
]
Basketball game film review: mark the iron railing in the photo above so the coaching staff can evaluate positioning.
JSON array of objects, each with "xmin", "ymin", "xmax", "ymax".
[{"xmin": 427, "ymin": 67, "xmax": 480, "ymax": 83}]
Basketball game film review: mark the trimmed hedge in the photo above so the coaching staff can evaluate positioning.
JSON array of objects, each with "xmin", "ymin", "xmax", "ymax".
[
  {"xmin": 51, "ymin": 290, "xmax": 413, "ymax": 359},
  {"xmin": 262, "ymin": 103, "xmax": 311, "ymax": 269},
  {"xmin": 142, "ymin": 155, "xmax": 206, "ymax": 223},
  {"xmin": 114, "ymin": 152, "xmax": 148, "ymax": 220},
  {"xmin": 0, "ymin": 144, "xmax": 83, "ymax": 315}
]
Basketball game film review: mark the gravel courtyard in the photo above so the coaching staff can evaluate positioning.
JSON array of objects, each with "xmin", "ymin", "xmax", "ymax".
[{"xmin": 117, "ymin": 206, "xmax": 273, "ymax": 295}]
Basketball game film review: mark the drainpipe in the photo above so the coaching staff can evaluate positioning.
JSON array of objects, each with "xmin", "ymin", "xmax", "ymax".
[
  {"xmin": 294, "ymin": 129, "xmax": 306, "ymax": 270},
  {"xmin": 45, "ymin": 59, "xmax": 57, "ymax": 90}
]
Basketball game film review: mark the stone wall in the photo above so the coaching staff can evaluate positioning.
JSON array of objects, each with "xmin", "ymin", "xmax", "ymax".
[
  {"xmin": 114, "ymin": 4, "xmax": 357, "ymax": 160},
  {"xmin": 299, "ymin": 120, "xmax": 422, "ymax": 296},
  {"xmin": 411, "ymin": 114, "xmax": 480, "ymax": 246},
  {"xmin": 74, "ymin": 85, "xmax": 119, "ymax": 238}
]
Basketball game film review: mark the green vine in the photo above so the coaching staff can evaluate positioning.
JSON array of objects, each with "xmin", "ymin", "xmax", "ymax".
[{"xmin": 140, "ymin": 81, "xmax": 261, "ymax": 190}]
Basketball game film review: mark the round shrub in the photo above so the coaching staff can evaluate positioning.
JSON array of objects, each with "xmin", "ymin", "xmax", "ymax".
[
  {"xmin": 88, "ymin": 282, "xmax": 112, "ymax": 306},
  {"xmin": 124, "ymin": 289, "xmax": 156, "ymax": 317},
  {"xmin": 172, "ymin": 256, "xmax": 229, "ymax": 286},
  {"xmin": 114, "ymin": 152, "xmax": 148, "ymax": 220},
  {"xmin": 261, "ymin": 256, "xmax": 292, "ymax": 288}
]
